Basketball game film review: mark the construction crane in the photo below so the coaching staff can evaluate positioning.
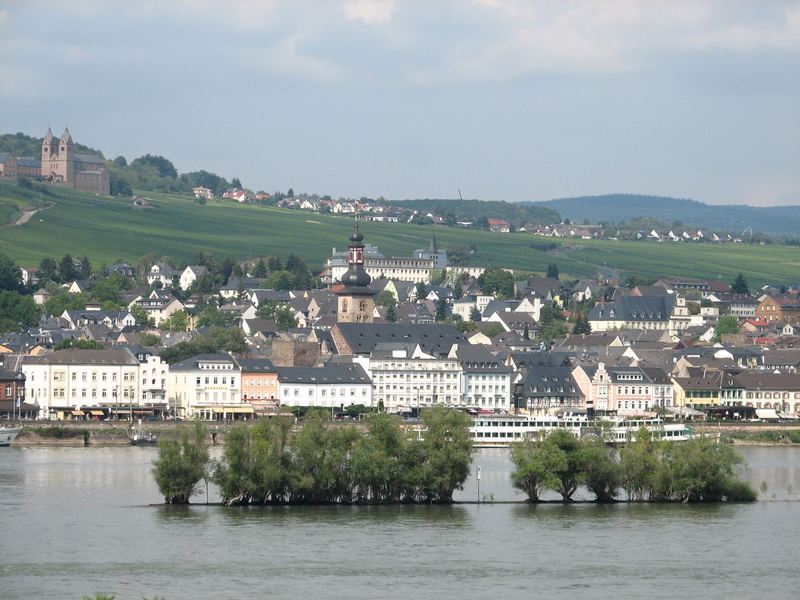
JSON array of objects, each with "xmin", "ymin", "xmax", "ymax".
[{"xmin": 741, "ymin": 226, "xmax": 753, "ymax": 242}]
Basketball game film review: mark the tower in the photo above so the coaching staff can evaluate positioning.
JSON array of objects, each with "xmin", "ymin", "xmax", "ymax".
[
  {"xmin": 41, "ymin": 128, "xmax": 55, "ymax": 161},
  {"xmin": 336, "ymin": 221, "xmax": 377, "ymax": 323},
  {"xmin": 57, "ymin": 127, "xmax": 74, "ymax": 183}
]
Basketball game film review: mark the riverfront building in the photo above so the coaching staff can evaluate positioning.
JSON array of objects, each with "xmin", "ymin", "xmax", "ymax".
[
  {"xmin": 168, "ymin": 353, "xmax": 249, "ymax": 420},
  {"xmin": 277, "ymin": 362, "xmax": 372, "ymax": 409},
  {"xmin": 22, "ymin": 348, "xmax": 168, "ymax": 419}
]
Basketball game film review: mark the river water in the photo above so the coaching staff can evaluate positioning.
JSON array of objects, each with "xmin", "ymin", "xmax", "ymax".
[{"xmin": 1, "ymin": 446, "xmax": 799, "ymax": 600}]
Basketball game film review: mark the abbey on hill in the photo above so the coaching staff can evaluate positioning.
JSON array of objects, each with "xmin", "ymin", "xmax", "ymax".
[{"xmin": 0, "ymin": 127, "xmax": 109, "ymax": 195}]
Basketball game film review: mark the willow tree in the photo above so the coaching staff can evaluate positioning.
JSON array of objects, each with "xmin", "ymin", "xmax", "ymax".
[
  {"xmin": 510, "ymin": 439, "xmax": 556, "ymax": 502},
  {"xmin": 152, "ymin": 423, "xmax": 210, "ymax": 504},
  {"xmin": 418, "ymin": 405, "xmax": 474, "ymax": 503}
]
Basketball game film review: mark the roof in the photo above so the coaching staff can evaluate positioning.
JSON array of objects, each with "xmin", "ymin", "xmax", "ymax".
[
  {"xmin": 451, "ymin": 344, "xmax": 513, "ymax": 372},
  {"xmin": 73, "ymin": 153, "xmax": 105, "ymax": 165},
  {"xmin": 233, "ymin": 357, "xmax": 276, "ymax": 372},
  {"xmin": 520, "ymin": 366, "xmax": 582, "ymax": 398},
  {"xmin": 333, "ymin": 323, "xmax": 466, "ymax": 357},
  {"xmin": 277, "ymin": 362, "xmax": 371, "ymax": 384},
  {"xmin": 171, "ymin": 353, "xmax": 235, "ymax": 370},
  {"xmin": 733, "ymin": 372, "xmax": 800, "ymax": 390},
  {"xmin": 23, "ymin": 348, "xmax": 138, "ymax": 366},
  {"xmin": 589, "ymin": 295, "xmax": 675, "ymax": 322}
]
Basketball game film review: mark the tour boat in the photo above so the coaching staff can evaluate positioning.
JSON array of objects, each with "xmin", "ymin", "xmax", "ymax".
[
  {"xmin": 470, "ymin": 414, "xmax": 692, "ymax": 447},
  {"xmin": 0, "ymin": 426, "xmax": 22, "ymax": 447}
]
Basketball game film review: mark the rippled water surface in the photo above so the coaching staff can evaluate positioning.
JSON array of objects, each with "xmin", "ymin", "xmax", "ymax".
[{"xmin": 1, "ymin": 446, "xmax": 798, "ymax": 600}]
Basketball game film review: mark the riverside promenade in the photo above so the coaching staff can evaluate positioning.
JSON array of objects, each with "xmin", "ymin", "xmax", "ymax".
[{"xmin": 6, "ymin": 419, "xmax": 800, "ymax": 447}]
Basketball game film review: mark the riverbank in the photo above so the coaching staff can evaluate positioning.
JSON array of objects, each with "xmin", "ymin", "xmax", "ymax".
[{"xmin": 5, "ymin": 420, "xmax": 800, "ymax": 447}]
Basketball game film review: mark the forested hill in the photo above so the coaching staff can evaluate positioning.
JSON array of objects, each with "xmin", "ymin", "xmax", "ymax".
[
  {"xmin": 527, "ymin": 194, "xmax": 800, "ymax": 235},
  {"xmin": 0, "ymin": 131, "xmax": 235, "ymax": 197},
  {"xmin": 0, "ymin": 132, "xmax": 104, "ymax": 159},
  {"xmin": 390, "ymin": 198, "xmax": 560, "ymax": 226}
]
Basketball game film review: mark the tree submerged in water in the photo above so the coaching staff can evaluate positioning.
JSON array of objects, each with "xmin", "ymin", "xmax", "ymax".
[
  {"xmin": 511, "ymin": 428, "xmax": 756, "ymax": 503},
  {"xmin": 209, "ymin": 406, "xmax": 474, "ymax": 505},
  {"xmin": 152, "ymin": 423, "xmax": 210, "ymax": 504}
]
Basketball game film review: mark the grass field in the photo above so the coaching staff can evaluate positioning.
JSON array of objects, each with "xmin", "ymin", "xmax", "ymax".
[{"xmin": 1, "ymin": 179, "xmax": 798, "ymax": 286}]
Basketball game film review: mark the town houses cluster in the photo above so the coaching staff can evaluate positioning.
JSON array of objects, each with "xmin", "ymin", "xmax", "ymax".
[{"xmin": 3, "ymin": 226, "xmax": 800, "ymax": 423}]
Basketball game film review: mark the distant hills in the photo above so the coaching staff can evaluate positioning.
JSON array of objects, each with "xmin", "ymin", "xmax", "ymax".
[{"xmin": 527, "ymin": 194, "xmax": 800, "ymax": 236}]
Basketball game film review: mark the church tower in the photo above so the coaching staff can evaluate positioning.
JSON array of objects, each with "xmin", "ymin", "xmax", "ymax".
[
  {"xmin": 336, "ymin": 221, "xmax": 377, "ymax": 323},
  {"xmin": 56, "ymin": 127, "xmax": 74, "ymax": 183},
  {"xmin": 41, "ymin": 128, "xmax": 55, "ymax": 161}
]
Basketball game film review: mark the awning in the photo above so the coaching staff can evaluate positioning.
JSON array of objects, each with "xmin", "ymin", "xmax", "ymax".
[
  {"xmin": 89, "ymin": 410, "xmax": 104, "ymax": 416},
  {"xmin": 71, "ymin": 410, "xmax": 84, "ymax": 416},
  {"xmin": 755, "ymin": 408, "xmax": 779, "ymax": 420},
  {"xmin": 210, "ymin": 406, "xmax": 254, "ymax": 414}
]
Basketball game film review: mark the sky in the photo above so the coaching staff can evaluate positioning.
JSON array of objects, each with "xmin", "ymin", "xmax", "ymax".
[{"xmin": 1, "ymin": 0, "xmax": 799, "ymax": 206}]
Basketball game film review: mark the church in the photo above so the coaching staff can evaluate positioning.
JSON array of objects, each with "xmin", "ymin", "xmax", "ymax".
[
  {"xmin": 2, "ymin": 128, "xmax": 111, "ymax": 195},
  {"xmin": 40, "ymin": 127, "xmax": 110, "ymax": 195}
]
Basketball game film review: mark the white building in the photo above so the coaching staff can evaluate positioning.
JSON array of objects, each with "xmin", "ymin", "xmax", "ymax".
[
  {"xmin": 179, "ymin": 265, "xmax": 208, "ymax": 291},
  {"xmin": 449, "ymin": 344, "xmax": 513, "ymax": 411},
  {"xmin": 168, "ymin": 353, "xmax": 247, "ymax": 420},
  {"xmin": 147, "ymin": 262, "xmax": 178, "ymax": 288},
  {"xmin": 367, "ymin": 342, "xmax": 461, "ymax": 412},
  {"xmin": 22, "ymin": 348, "xmax": 168, "ymax": 419},
  {"xmin": 277, "ymin": 363, "xmax": 372, "ymax": 409}
]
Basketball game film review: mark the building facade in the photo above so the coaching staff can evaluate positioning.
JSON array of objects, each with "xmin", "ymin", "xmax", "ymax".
[
  {"xmin": 22, "ymin": 348, "xmax": 167, "ymax": 419},
  {"xmin": 168, "ymin": 353, "xmax": 248, "ymax": 420},
  {"xmin": 39, "ymin": 128, "xmax": 110, "ymax": 195}
]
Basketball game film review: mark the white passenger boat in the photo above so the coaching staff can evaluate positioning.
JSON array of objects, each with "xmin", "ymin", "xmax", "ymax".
[
  {"xmin": 470, "ymin": 414, "xmax": 692, "ymax": 447},
  {"xmin": 0, "ymin": 427, "xmax": 22, "ymax": 447}
]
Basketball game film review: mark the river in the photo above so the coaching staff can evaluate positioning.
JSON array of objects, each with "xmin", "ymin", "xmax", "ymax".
[{"xmin": 1, "ymin": 446, "xmax": 798, "ymax": 600}]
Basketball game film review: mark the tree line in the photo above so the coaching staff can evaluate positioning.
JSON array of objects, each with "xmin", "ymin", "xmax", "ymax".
[
  {"xmin": 152, "ymin": 407, "xmax": 474, "ymax": 505},
  {"xmin": 511, "ymin": 428, "xmax": 756, "ymax": 503}
]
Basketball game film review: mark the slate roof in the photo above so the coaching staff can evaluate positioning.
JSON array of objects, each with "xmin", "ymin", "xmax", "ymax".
[
  {"xmin": 16, "ymin": 157, "xmax": 41, "ymax": 168},
  {"xmin": 589, "ymin": 295, "xmax": 675, "ymax": 322},
  {"xmin": 23, "ymin": 348, "xmax": 138, "ymax": 366},
  {"xmin": 277, "ymin": 362, "xmax": 371, "ymax": 384},
  {"xmin": 520, "ymin": 367, "xmax": 582, "ymax": 398},
  {"xmin": 733, "ymin": 372, "xmax": 800, "ymax": 390},
  {"xmin": 171, "ymin": 353, "xmax": 235, "ymax": 370},
  {"xmin": 507, "ymin": 351, "xmax": 574, "ymax": 369},
  {"xmin": 73, "ymin": 153, "xmax": 105, "ymax": 165},
  {"xmin": 452, "ymin": 344, "xmax": 513, "ymax": 373},
  {"xmin": 233, "ymin": 357, "xmax": 276, "ymax": 372},
  {"xmin": 333, "ymin": 323, "xmax": 467, "ymax": 357}
]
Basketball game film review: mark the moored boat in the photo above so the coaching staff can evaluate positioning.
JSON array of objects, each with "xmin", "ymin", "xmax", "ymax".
[
  {"xmin": 0, "ymin": 427, "xmax": 22, "ymax": 447},
  {"xmin": 129, "ymin": 429, "xmax": 158, "ymax": 446},
  {"xmin": 470, "ymin": 414, "xmax": 693, "ymax": 447}
]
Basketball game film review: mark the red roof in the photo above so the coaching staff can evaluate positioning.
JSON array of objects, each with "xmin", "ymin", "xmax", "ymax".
[{"xmin": 487, "ymin": 218, "xmax": 509, "ymax": 226}]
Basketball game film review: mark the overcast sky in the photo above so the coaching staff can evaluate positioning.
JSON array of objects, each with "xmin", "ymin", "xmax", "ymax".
[{"xmin": 2, "ymin": 0, "xmax": 799, "ymax": 206}]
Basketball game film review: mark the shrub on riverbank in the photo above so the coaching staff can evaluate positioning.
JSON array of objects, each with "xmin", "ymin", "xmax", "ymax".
[
  {"xmin": 511, "ymin": 428, "xmax": 756, "ymax": 503},
  {"xmin": 211, "ymin": 406, "xmax": 473, "ymax": 505},
  {"xmin": 25, "ymin": 426, "xmax": 88, "ymax": 439},
  {"xmin": 152, "ymin": 423, "xmax": 209, "ymax": 504}
]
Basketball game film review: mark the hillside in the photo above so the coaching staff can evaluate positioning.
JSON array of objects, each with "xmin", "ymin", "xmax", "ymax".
[
  {"xmin": 528, "ymin": 194, "xmax": 800, "ymax": 235},
  {"xmin": 1, "ymin": 179, "xmax": 799, "ymax": 286},
  {"xmin": 390, "ymin": 198, "xmax": 560, "ymax": 226}
]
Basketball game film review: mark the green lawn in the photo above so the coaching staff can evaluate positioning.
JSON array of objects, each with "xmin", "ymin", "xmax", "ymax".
[{"xmin": 1, "ymin": 179, "xmax": 798, "ymax": 286}]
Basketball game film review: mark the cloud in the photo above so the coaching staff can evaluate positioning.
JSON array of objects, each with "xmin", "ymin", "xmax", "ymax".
[
  {"xmin": 343, "ymin": 0, "xmax": 395, "ymax": 24},
  {"xmin": 252, "ymin": 34, "xmax": 349, "ymax": 82},
  {"xmin": 414, "ymin": 0, "xmax": 800, "ymax": 84}
]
